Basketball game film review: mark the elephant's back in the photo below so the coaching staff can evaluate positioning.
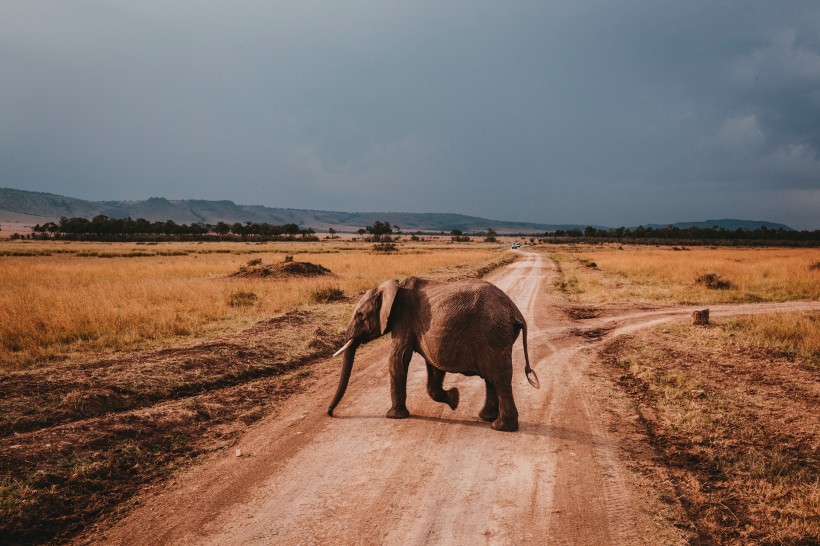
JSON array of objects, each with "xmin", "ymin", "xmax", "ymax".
[{"xmin": 416, "ymin": 280, "xmax": 521, "ymax": 372}]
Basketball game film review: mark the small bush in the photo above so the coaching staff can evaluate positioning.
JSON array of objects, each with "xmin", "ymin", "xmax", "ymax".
[
  {"xmin": 810, "ymin": 261, "xmax": 820, "ymax": 270},
  {"xmin": 247, "ymin": 258, "xmax": 262, "ymax": 266},
  {"xmin": 228, "ymin": 290, "xmax": 258, "ymax": 307},
  {"xmin": 373, "ymin": 242, "xmax": 397, "ymax": 252},
  {"xmin": 695, "ymin": 272, "xmax": 731, "ymax": 290},
  {"xmin": 311, "ymin": 285, "xmax": 345, "ymax": 303}
]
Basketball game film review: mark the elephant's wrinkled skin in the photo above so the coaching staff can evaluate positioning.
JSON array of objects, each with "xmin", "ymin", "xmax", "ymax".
[{"xmin": 327, "ymin": 276, "xmax": 538, "ymax": 432}]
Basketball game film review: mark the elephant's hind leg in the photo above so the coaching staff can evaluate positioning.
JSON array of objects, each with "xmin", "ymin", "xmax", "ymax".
[
  {"xmin": 488, "ymin": 358, "xmax": 519, "ymax": 432},
  {"xmin": 478, "ymin": 379, "xmax": 499, "ymax": 422},
  {"xmin": 425, "ymin": 362, "xmax": 459, "ymax": 410}
]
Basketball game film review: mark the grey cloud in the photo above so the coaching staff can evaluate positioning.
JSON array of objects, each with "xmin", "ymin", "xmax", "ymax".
[{"xmin": 1, "ymin": 0, "xmax": 819, "ymax": 228}]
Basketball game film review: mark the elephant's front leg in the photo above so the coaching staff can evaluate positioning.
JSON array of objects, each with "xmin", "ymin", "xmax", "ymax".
[
  {"xmin": 425, "ymin": 362, "xmax": 459, "ymax": 410},
  {"xmin": 386, "ymin": 342, "xmax": 412, "ymax": 419}
]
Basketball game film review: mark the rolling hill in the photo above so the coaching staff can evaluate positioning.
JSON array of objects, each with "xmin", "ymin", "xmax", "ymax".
[
  {"xmin": 0, "ymin": 187, "xmax": 795, "ymax": 233},
  {"xmin": 0, "ymin": 188, "xmax": 590, "ymax": 233}
]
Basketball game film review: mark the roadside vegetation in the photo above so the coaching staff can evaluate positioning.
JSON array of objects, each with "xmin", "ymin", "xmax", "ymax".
[
  {"xmin": 0, "ymin": 238, "xmax": 514, "ymax": 543},
  {"xmin": 544, "ymin": 244, "xmax": 819, "ymax": 543},
  {"xmin": 601, "ymin": 316, "xmax": 820, "ymax": 543},
  {"xmin": 0, "ymin": 240, "xmax": 504, "ymax": 369},
  {"xmin": 546, "ymin": 244, "xmax": 820, "ymax": 304}
]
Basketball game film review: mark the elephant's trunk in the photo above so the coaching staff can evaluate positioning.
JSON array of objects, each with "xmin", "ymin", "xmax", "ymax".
[{"xmin": 327, "ymin": 339, "xmax": 361, "ymax": 416}]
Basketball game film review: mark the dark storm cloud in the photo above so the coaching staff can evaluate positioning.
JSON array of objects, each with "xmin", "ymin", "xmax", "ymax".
[{"xmin": 1, "ymin": 1, "xmax": 818, "ymax": 228}]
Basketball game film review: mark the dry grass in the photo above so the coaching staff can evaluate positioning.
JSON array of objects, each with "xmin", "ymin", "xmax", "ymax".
[
  {"xmin": 0, "ymin": 240, "xmax": 505, "ymax": 369},
  {"xmin": 723, "ymin": 311, "xmax": 820, "ymax": 366},
  {"xmin": 546, "ymin": 245, "xmax": 820, "ymax": 304},
  {"xmin": 601, "ymin": 316, "xmax": 820, "ymax": 544},
  {"xmin": 0, "ymin": 242, "xmax": 514, "ymax": 544}
]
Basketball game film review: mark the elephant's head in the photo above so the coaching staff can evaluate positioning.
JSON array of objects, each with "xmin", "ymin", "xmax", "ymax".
[{"xmin": 327, "ymin": 279, "xmax": 398, "ymax": 416}]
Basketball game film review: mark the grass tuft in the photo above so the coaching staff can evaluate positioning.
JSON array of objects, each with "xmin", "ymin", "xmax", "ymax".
[
  {"xmin": 694, "ymin": 272, "xmax": 731, "ymax": 290},
  {"xmin": 310, "ymin": 285, "xmax": 345, "ymax": 303},
  {"xmin": 372, "ymin": 242, "xmax": 398, "ymax": 252},
  {"xmin": 227, "ymin": 290, "xmax": 258, "ymax": 307}
]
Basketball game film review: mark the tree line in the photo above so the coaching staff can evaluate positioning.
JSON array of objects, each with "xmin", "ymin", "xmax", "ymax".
[
  {"xmin": 28, "ymin": 216, "xmax": 318, "ymax": 241},
  {"xmin": 547, "ymin": 225, "xmax": 820, "ymax": 243}
]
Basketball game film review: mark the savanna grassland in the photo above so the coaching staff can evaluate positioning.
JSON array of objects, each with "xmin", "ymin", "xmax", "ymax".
[
  {"xmin": 0, "ymin": 240, "xmax": 504, "ymax": 369},
  {"xmin": 3, "ymin": 240, "xmax": 819, "ymax": 544},
  {"xmin": 549, "ymin": 244, "xmax": 820, "ymax": 304},
  {"xmin": 0, "ymin": 238, "xmax": 512, "ymax": 543},
  {"xmin": 541, "ymin": 244, "xmax": 820, "ymax": 543}
]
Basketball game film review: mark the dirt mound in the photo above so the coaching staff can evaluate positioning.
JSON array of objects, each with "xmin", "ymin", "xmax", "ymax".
[{"xmin": 232, "ymin": 259, "xmax": 331, "ymax": 279}]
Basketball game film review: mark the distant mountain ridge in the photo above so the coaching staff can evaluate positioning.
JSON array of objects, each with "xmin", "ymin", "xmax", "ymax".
[
  {"xmin": 0, "ymin": 187, "xmax": 795, "ymax": 232},
  {"xmin": 641, "ymin": 219, "xmax": 794, "ymax": 231},
  {"xmin": 0, "ymin": 188, "xmax": 591, "ymax": 233}
]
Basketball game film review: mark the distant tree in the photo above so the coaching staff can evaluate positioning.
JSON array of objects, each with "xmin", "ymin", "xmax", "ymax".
[
  {"xmin": 484, "ymin": 228, "xmax": 497, "ymax": 243},
  {"xmin": 450, "ymin": 229, "xmax": 470, "ymax": 242},
  {"xmin": 328, "ymin": 227, "xmax": 336, "ymax": 239},
  {"xmin": 357, "ymin": 228, "xmax": 367, "ymax": 240},
  {"xmin": 365, "ymin": 221, "xmax": 393, "ymax": 241}
]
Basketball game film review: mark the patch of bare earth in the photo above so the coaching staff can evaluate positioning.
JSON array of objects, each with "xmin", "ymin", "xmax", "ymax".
[{"xmin": 599, "ymin": 321, "xmax": 820, "ymax": 544}]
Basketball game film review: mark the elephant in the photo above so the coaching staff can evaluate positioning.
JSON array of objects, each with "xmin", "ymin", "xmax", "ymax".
[{"xmin": 327, "ymin": 276, "xmax": 539, "ymax": 432}]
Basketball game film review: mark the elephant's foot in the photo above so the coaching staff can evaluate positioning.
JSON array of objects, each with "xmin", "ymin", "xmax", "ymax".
[
  {"xmin": 491, "ymin": 416, "xmax": 519, "ymax": 432},
  {"xmin": 386, "ymin": 406, "xmax": 410, "ymax": 419},
  {"xmin": 478, "ymin": 406, "xmax": 499, "ymax": 422},
  {"xmin": 445, "ymin": 388, "xmax": 459, "ymax": 410}
]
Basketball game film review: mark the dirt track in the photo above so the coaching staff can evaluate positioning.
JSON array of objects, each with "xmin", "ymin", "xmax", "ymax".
[{"xmin": 96, "ymin": 252, "xmax": 820, "ymax": 545}]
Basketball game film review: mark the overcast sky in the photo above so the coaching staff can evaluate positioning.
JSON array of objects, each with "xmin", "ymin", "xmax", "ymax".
[{"xmin": 2, "ymin": 1, "xmax": 819, "ymax": 229}]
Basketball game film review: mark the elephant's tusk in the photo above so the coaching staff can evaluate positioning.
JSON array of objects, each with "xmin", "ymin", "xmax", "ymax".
[{"xmin": 332, "ymin": 339, "xmax": 354, "ymax": 357}]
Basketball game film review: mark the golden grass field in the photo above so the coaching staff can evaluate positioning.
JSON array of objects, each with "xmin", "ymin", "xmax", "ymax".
[
  {"xmin": 544, "ymin": 244, "xmax": 820, "ymax": 364},
  {"xmin": 548, "ymin": 244, "xmax": 820, "ymax": 305},
  {"xmin": 548, "ymin": 243, "xmax": 820, "ymax": 542},
  {"xmin": 0, "ymin": 240, "xmax": 505, "ymax": 369},
  {"xmin": 2, "ymin": 240, "xmax": 818, "ymax": 544}
]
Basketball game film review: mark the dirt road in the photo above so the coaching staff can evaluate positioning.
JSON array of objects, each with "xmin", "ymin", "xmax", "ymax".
[{"xmin": 97, "ymin": 253, "xmax": 820, "ymax": 545}]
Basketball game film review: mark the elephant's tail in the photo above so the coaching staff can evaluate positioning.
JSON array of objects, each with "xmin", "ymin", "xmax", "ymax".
[{"xmin": 517, "ymin": 318, "xmax": 539, "ymax": 389}]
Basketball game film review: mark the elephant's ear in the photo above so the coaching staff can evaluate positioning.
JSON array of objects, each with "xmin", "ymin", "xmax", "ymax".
[{"xmin": 377, "ymin": 279, "xmax": 399, "ymax": 335}]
